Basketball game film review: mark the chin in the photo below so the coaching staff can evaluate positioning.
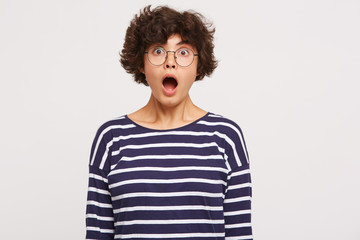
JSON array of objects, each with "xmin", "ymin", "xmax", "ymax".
[
  {"xmin": 157, "ymin": 95, "xmax": 184, "ymax": 108},
  {"xmin": 160, "ymin": 99, "xmax": 181, "ymax": 108}
]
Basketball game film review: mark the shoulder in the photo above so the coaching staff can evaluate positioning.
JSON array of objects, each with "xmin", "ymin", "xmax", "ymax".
[
  {"xmin": 199, "ymin": 112, "xmax": 245, "ymax": 139},
  {"xmin": 199, "ymin": 112, "xmax": 249, "ymax": 167},
  {"xmin": 89, "ymin": 115, "xmax": 137, "ymax": 170},
  {"xmin": 92, "ymin": 115, "xmax": 136, "ymax": 143}
]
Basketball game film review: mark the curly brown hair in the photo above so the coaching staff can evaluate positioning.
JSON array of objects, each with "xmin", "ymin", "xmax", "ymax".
[{"xmin": 120, "ymin": 5, "xmax": 218, "ymax": 86}]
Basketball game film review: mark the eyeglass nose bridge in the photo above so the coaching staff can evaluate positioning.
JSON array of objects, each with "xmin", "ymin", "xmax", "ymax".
[
  {"xmin": 164, "ymin": 50, "xmax": 177, "ymax": 61},
  {"xmin": 163, "ymin": 50, "xmax": 179, "ymax": 67}
]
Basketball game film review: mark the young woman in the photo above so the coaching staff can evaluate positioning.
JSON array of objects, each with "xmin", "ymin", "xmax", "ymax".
[{"xmin": 86, "ymin": 5, "xmax": 253, "ymax": 240}]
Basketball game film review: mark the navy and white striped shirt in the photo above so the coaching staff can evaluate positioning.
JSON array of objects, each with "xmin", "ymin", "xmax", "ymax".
[{"xmin": 86, "ymin": 112, "xmax": 252, "ymax": 240}]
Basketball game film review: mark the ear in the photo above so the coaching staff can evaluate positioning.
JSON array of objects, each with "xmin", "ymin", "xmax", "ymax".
[{"xmin": 138, "ymin": 66, "xmax": 145, "ymax": 74}]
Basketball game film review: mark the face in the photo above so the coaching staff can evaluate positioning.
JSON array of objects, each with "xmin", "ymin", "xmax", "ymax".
[{"xmin": 141, "ymin": 34, "xmax": 198, "ymax": 108}]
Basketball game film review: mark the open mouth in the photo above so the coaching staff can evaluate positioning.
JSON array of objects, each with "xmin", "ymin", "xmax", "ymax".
[{"xmin": 162, "ymin": 76, "xmax": 178, "ymax": 91}]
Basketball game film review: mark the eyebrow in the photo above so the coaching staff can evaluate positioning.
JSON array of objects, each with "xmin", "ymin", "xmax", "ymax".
[
  {"xmin": 148, "ymin": 40, "xmax": 193, "ymax": 50},
  {"xmin": 175, "ymin": 41, "xmax": 196, "ymax": 51},
  {"xmin": 176, "ymin": 40, "xmax": 189, "ymax": 46}
]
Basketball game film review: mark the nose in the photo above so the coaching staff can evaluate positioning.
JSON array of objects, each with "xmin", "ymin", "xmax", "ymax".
[{"xmin": 165, "ymin": 51, "xmax": 177, "ymax": 69}]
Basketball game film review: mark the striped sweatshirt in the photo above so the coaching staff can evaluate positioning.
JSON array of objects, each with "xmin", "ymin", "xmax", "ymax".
[{"xmin": 86, "ymin": 112, "xmax": 253, "ymax": 240}]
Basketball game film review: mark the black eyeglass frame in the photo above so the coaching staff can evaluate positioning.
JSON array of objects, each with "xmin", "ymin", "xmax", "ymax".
[{"xmin": 144, "ymin": 47, "xmax": 199, "ymax": 67}]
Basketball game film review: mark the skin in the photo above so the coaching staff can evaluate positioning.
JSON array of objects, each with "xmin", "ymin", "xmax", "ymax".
[{"xmin": 128, "ymin": 34, "xmax": 207, "ymax": 130}]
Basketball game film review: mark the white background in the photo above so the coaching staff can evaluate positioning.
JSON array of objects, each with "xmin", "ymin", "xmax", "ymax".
[{"xmin": 1, "ymin": 0, "xmax": 359, "ymax": 239}]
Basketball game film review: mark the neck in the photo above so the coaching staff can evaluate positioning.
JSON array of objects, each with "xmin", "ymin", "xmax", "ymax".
[{"xmin": 134, "ymin": 94, "xmax": 205, "ymax": 130}]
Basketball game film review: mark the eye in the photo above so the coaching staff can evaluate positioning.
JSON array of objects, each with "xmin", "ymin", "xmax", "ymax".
[
  {"xmin": 178, "ymin": 48, "xmax": 190, "ymax": 56},
  {"xmin": 151, "ymin": 47, "xmax": 165, "ymax": 56}
]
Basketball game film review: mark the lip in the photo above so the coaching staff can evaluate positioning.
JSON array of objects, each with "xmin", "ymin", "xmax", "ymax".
[{"xmin": 162, "ymin": 73, "xmax": 178, "ymax": 96}]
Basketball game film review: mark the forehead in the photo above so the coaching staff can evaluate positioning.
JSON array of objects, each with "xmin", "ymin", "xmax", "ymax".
[{"xmin": 148, "ymin": 34, "xmax": 195, "ymax": 50}]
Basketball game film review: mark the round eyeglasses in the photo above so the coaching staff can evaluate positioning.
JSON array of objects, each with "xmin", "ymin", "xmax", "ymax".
[{"xmin": 145, "ymin": 46, "xmax": 198, "ymax": 67}]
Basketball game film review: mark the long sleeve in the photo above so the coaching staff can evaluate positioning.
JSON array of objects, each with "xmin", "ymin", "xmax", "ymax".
[
  {"xmin": 220, "ymin": 119, "xmax": 253, "ymax": 240},
  {"xmin": 224, "ymin": 164, "xmax": 253, "ymax": 240},
  {"xmin": 86, "ymin": 126, "xmax": 115, "ymax": 239}
]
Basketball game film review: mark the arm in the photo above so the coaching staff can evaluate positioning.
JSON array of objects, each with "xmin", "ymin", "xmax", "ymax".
[
  {"xmin": 224, "ymin": 164, "xmax": 253, "ymax": 240},
  {"xmin": 86, "ymin": 127, "xmax": 115, "ymax": 240},
  {"xmin": 222, "ymin": 121, "xmax": 253, "ymax": 240}
]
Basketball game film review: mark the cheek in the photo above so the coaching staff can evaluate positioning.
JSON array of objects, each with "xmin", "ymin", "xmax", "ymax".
[
  {"xmin": 188, "ymin": 64, "xmax": 199, "ymax": 80},
  {"xmin": 182, "ymin": 72, "xmax": 197, "ymax": 89},
  {"xmin": 143, "ymin": 64, "xmax": 157, "ymax": 81}
]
